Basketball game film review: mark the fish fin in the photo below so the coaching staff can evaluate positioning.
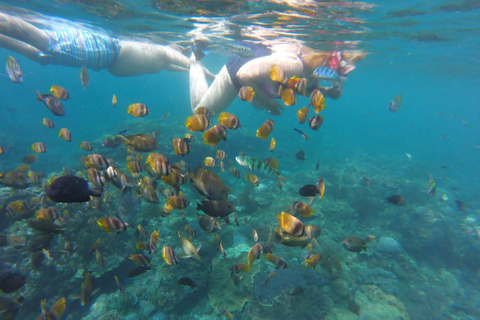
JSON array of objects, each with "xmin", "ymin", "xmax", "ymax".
[
  {"xmin": 68, "ymin": 294, "xmax": 81, "ymax": 300},
  {"xmin": 36, "ymin": 90, "xmax": 44, "ymax": 102},
  {"xmin": 196, "ymin": 244, "xmax": 202, "ymax": 253},
  {"xmin": 311, "ymin": 238, "xmax": 319, "ymax": 247},
  {"xmin": 89, "ymin": 188, "xmax": 103, "ymax": 198}
]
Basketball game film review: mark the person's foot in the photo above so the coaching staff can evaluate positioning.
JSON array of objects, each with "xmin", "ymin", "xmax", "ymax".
[{"xmin": 192, "ymin": 39, "xmax": 209, "ymax": 61}]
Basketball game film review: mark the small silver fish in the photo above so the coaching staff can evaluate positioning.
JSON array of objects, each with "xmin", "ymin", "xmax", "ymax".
[{"xmin": 389, "ymin": 94, "xmax": 402, "ymax": 112}]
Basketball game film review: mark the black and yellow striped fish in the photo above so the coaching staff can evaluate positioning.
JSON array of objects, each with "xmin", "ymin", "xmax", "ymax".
[{"xmin": 235, "ymin": 155, "xmax": 280, "ymax": 178}]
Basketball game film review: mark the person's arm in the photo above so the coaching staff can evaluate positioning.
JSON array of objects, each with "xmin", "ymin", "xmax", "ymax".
[{"xmin": 236, "ymin": 52, "xmax": 303, "ymax": 85}]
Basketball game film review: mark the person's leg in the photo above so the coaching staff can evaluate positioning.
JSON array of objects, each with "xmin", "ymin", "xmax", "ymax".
[
  {"xmin": 189, "ymin": 58, "xmax": 209, "ymax": 112},
  {"xmin": 109, "ymin": 40, "xmax": 192, "ymax": 76},
  {"xmin": 0, "ymin": 12, "xmax": 50, "ymax": 51},
  {"xmin": 0, "ymin": 34, "xmax": 41, "ymax": 62},
  {"xmin": 191, "ymin": 65, "xmax": 237, "ymax": 116}
]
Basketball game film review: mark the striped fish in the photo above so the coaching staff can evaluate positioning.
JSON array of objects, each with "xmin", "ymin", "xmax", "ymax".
[
  {"xmin": 5, "ymin": 56, "xmax": 23, "ymax": 83},
  {"xmin": 313, "ymin": 66, "xmax": 339, "ymax": 82},
  {"xmin": 427, "ymin": 174, "xmax": 436, "ymax": 197},
  {"xmin": 235, "ymin": 155, "xmax": 280, "ymax": 178},
  {"xmin": 230, "ymin": 44, "xmax": 255, "ymax": 58}
]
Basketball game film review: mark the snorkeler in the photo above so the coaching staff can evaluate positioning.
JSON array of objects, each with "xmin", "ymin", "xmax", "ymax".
[
  {"xmin": 189, "ymin": 39, "xmax": 367, "ymax": 115},
  {"xmin": 0, "ymin": 11, "xmax": 214, "ymax": 77}
]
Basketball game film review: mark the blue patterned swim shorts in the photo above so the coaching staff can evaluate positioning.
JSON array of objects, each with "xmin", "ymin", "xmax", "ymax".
[{"xmin": 41, "ymin": 28, "xmax": 120, "ymax": 70}]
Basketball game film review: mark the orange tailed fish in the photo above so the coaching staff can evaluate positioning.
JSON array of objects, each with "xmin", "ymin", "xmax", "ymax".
[
  {"xmin": 114, "ymin": 275, "xmax": 124, "ymax": 293},
  {"xmin": 177, "ymin": 231, "xmax": 201, "ymax": 260},
  {"xmin": 277, "ymin": 211, "xmax": 305, "ymax": 236},
  {"xmin": 305, "ymin": 253, "xmax": 322, "ymax": 268},
  {"xmin": 281, "ymin": 88, "xmax": 297, "ymax": 106},
  {"xmin": 256, "ymin": 119, "xmax": 274, "ymax": 139},
  {"xmin": 162, "ymin": 246, "xmax": 179, "ymax": 265},
  {"xmin": 265, "ymin": 253, "xmax": 288, "ymax": 269},
  {"xmin": 270, "ymin": 64, "xmax": 287, "ymax": 84},
  {"xmin": 129, "ymin": 254, "xmax": 151, "ymax": 266},
  {"xmin": 50, "ymin": 85, "xmax": 69, "ymax": 100},
  {"xmin": 58, "ymin": 128, "xmax": 72, "ymax": 142},
  {"xmin": 97, "ymin": 216, "xmax": 129, "ymax": 234},
  {"xmin": 297, "ymin": 107, "xmax": 309, "ymax": 124},
  {"xmin": 317, "ymin": 177, "xmax": 325, "ymax": 200},
  {"xmin": 150, "ymin": 230, "xmax": 160, "ymax": 254},
  {"xmin": 238, "ymin": 86, "xmax": 255, "ymax": 102},
  {"xmin": 42, "ymin": 118, "xmax": 55, "ymax": 128},
  {"xmin": 127, "ymin": 103, "xmax": 149, "ymax": 117},
  {"xmin": 270, "ymin": 137, "xmax": 276, "ymax": 152},
  {"xmin": 309, "ymin": 89, "xmax": 325, "ymax": 113},
  {"xmin": 218, "ymin": 112, "xmax": 241, "ymax": 129},
  {"xmin": 36, "ymin": 297, "xmax": 66, "ymax": 320},
  {"xmin": 203, "ymin": 125, "xmax": 227, "ymax": 146},
  {"xmin": 186, "ymin": 114, "xmax": 210, "ymax": 132}
]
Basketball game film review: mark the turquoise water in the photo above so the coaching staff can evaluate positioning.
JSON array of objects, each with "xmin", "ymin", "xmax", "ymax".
[{"xmin": 1, "ymin": 1, "xmax": 479, "ymax": 319}]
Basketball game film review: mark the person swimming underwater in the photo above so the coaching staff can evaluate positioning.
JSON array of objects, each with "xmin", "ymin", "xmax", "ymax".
[{"xmin": 189, "ymin": 38, "xmax": 366, "ymax": 115}]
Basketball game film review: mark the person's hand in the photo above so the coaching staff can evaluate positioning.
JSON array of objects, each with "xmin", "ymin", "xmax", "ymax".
[{"xmin": 319, "ymin": 85, "xmax": 343, "ymax": 100}]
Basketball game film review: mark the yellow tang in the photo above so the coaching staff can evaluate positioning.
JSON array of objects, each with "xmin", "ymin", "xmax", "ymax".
[{"xmin": 112, "ymin": 94, "xmax": 117, "ymax": 107}]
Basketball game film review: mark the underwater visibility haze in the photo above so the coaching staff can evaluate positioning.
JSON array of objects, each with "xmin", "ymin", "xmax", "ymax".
[{"xmin": 0, "ymin": 0, "xmax": 480, "ymax": 319}]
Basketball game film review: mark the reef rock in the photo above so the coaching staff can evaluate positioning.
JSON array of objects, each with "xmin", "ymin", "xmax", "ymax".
[
  {"xmin": 208, "ymin": 256, "xmax": 260, "ymax": 313},
  {"xmin": 249, "ymin": 285, "xmax": 333, "ymax": 319},
  {"xmin": 376, "ymin": 236, "xmax": 404, "ymax": 255},
  {"xmin": 351, "ymin": 285, "xmax": 410, "ymax": 319}
]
